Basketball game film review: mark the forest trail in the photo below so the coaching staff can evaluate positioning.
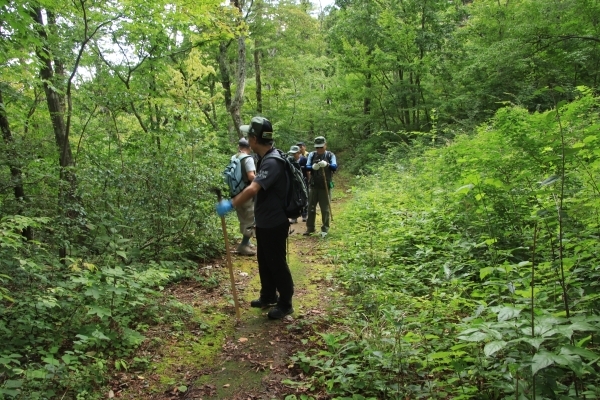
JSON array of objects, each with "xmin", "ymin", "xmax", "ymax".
[{"xmin": 114, "ymin": 176, "xmax": 351, "ymax": 400}]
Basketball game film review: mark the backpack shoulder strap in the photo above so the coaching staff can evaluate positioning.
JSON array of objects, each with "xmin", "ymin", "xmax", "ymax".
[
  {"xmin": 262, "ymin": 149, "xmax": 285, "ymax": 162},
  {"xmin": 237, "ymin": 153, "xmax": 252, "ymax": 178}
]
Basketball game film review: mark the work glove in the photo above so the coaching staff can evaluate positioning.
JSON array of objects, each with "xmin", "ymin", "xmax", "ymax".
[
  {"xmin": 216, "ymin": 199, "xmax": 234, "ymax": 216},
  {"xmin": 312, "ymin": 163, "xmax": 321, "ymax": 171},
  {"xmin": 318, "ymin": 160, "xmax": 328, "ymax": 168}
]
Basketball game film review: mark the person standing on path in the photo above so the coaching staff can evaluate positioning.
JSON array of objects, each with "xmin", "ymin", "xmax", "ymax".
[
  {"xmin": 232, "ymin": 138, "xmax": 257, "ymax": 256},
  {"xmin": 216, "ymin": 117, "xmax": 294, "ymax": 320},
  {"xmin": 303, "ymin": 136, "xmax": 337, "ymax": 237}
]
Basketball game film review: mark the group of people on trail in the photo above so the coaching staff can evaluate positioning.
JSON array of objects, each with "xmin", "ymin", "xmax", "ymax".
[
  {"xmin": 285, "ymin": 138, "xmax": 338, "ymax": 236},
  {"xmin": 215, "ymin": 116, "xmax": 338, "ymax": 320}
]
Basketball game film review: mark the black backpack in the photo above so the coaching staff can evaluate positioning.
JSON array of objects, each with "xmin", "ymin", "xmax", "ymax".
[{"xmin": 263, "ymin": 149, "xmax": 308, "ymax": 219}]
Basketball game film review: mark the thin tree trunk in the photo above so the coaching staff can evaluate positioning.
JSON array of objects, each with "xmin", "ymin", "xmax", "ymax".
[
  {"xmin": 218, "ymin": 42, "xmax": 233, "ymax": 112},
  {"xmin": 0, "ymin": 89, "xmax": 33, "ymax": 240},
  {"xmin": 229, "ymin": 34, "xmax": 247, "ymax": 137},
  {"xmin": 254, "ymin": 43, "xmax": 263, "ymax": 114}
]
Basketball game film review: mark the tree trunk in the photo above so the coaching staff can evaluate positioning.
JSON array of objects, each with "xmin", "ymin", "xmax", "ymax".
[
  {"xmin": 230, "ymin": 35, "xmax": 247, "ymax": 137},
  {"xmin": 32, "ymin": 7, "xmax": 79, "ymax": 260},
  {"xmin": 0, "ymin": 89, "xmax": 32, "ymax": 240},
  {"xmin": 254, "ymin": 44, "xmax": 263, "ymax": 114},
  {"xmin": 218, "ymin": 42, "xmax": 233, "ymax": 112}
]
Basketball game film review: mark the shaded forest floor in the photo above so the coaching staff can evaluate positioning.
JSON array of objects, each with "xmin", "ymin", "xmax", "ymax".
[{"xmin": 112, "ymin": 177, "xmax": 351, "ymax": 400}]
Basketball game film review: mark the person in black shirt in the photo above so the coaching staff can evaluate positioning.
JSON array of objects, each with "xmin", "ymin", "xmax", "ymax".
[{"xmin": 216, "ymin": 117, "xmax": 294, "ymax": 319}]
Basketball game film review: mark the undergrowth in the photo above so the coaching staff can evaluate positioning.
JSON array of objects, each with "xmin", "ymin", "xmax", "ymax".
[
  {"xmin": 0, "ymin": 215, "xmax": 224, "ymax": 399},
  {"xmin": 287, "ymin": 88, "xmax": 600, "ymax": 399}
]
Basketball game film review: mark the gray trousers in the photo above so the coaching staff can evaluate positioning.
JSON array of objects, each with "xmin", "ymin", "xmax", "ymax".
[{"xmin": 306, "ymin": 186, "xmax": 331, "ymax": 233}]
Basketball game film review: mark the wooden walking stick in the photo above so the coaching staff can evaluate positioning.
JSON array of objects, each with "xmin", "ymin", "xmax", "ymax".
[
  {"xmin": 321, "ymin": 167, "xmax": 333, "ymax": 222},
  {"xmin": 214, "ymin": 188, "xmax": 241, "ymax": 320}
]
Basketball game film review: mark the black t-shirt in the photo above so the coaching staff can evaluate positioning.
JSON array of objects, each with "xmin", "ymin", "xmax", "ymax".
[{"xmin": 254, "ymin": 148, "xmax": 288, "ymax": 228}]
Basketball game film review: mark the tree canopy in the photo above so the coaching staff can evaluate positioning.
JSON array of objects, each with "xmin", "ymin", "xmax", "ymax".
[{"xmin": 1, "ymin": 0, "xmax": 599, "ymax": 398}]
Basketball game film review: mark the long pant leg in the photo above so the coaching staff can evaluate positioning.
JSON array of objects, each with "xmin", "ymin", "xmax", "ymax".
[
  {"xmin": 306, "ymin": 186, "xmax": 319, "ymax": 232},
  {"xmin": 235, "ymin": 197, "xmax": 255, "ymax": 237},
  {"xmin": 317, "ymin": 188, "xmax": 331, "ymax": 232},
  {"xmin": 255, "ymin": 221, "xmax": 294, "ymax": 308}
]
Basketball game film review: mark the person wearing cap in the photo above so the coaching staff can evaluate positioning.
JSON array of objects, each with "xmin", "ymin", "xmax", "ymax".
[
  {"xmin": 303, "ymin": 136, "xmax": 338, "ymax": 237},
  {"xmin": 216, "ymin": 116, "xmax": 294, "ymax": 320},
  {"xmin": 296, "ymin": 141, "xmax": 309, "ymax": 157},
  {"xmin": 231, "ymin": 138, "xmax": 257, "ymax": 256},
  {"xmin": 286, "ymin": 145, "xmax": 307, "ymax": 223}
]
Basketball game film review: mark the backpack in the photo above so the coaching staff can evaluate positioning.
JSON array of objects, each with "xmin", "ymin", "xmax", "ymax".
[
  {"xmin": 223, "ymin": 153, "xmax": 252, "ymax": 197},
  {"xmin": 263, "ymin": 149, "xmax": 308, "ymax": 219}
]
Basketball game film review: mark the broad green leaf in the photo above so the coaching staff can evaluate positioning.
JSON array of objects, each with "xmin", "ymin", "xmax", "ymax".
[
  {"xmin": 568, "ymin": 321, "xmax": 599, "ymax": 332},
  {"xmin": 87, "ymin": 306, "xmax": 112, "ymax": 318},
  {"xmin": 484, "ymin": 341, "xmax": 507, "ymax": 357},
  {"xmin": 3, "ymin": 380, "xmax": 23, "ymax": 388},
  {"xmin": 84, "ymin": 287, "xmax": 101, "ymax": 299},
  {"xmin": 92, "ymin": 330, "xmax": 110, "ymax": 341},
  {"xmin": 490, "ymin": 305, "xmax": 523, "ymax": 322},
  {"xmin": 479, "ymin": 266, "xmax": 494, "ymax": 280},
  {"xmin": 521, "ymin": 337, "xmax": 545, "ymax": 350},
  {"xmin": 532, "ymin": 351, "xmax": 555, "ymax": 375},
  {"xmin": 560, "ymin": 344, "xmax": 599, "ymax": 360},
  {"xmin": 458, "ymin": 331, "xmax": 489, "ymax": 342}
]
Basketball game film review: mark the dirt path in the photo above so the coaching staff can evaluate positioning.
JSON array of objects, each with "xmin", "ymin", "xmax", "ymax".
[{"xmin": 114, "ymin": 178, "xmax": 350, "ymax": 400}]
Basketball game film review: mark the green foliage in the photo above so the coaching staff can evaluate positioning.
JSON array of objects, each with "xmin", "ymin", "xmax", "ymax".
[
  {"xmin": 0, "ymin": 215, "xmax": 208, "ymax": 398},
  {"xmin": 293, "ymin": 89, "xmax": 600, "ymax": 399}
]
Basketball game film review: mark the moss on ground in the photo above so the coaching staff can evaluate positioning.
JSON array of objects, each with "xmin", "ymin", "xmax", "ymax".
[{"xmin": 150, "ymin": 310, "xmax": 230, "ymax": 390}]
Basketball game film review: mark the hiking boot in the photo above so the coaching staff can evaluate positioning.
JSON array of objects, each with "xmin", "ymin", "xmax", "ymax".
[
  {"xmin": 250, "ymin": 297, "xmax": 278, "ymax": 308},
  {"xmin": 320, "ymin": 231, "xmax": 328, "ymax": 238},
  {"xmin": 302, "ymin": 230, "xmax": 314, "ymax": 236},
  {"xmin": 302, "ymin": 217, "xmax": 307, "ymax": 222},
  {"xmin": 236, "ymin": 244, "xmax": 256, "ymax": 256},
  {"xmin": 289, "ymin": 218, "xmax": 297, "ymax": 224},
  {"xmin": 267, "ymin": 306, "xmax": 294, "ymax": 320}
]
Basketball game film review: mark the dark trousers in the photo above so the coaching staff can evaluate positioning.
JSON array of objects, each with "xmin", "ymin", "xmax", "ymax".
[
  {"xmin": 306, "ymin": 186, "xmax": 331, "ymax": 233},
  {"xmin": 256, "ymin": 221, "xmax": 294, "ymax": 308}
]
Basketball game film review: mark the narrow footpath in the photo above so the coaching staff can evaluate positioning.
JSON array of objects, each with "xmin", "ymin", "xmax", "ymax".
[{"xmin": 114, "ymin": 176, "xmax": 350, "ymax": 400}]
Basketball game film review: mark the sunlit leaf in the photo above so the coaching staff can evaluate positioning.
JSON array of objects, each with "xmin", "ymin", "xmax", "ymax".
[{"xmin": 484, "ymin": 341, "xmax": 507, "ymax": 357}]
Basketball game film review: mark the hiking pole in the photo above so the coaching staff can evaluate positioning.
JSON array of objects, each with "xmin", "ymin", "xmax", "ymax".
[
  {"xmin": 321, "ymin": 168, "xmax": 333, "ymax": 222},
  {"xmin": 214, "ymin": 188, "xmax": 241, "ymax": 320},
  {"xmin": 287, "ymin": 226, "xmax": 295, "ymax": 265}
]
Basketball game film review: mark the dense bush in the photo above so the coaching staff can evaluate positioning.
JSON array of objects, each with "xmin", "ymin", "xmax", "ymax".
[
  {"xmin": 292, "ymin": 88, "xmax": 600, "ymax": 399},
  {"xmin": 0, "ymin": 214, "xmax": 217, "ymax": 399}
]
